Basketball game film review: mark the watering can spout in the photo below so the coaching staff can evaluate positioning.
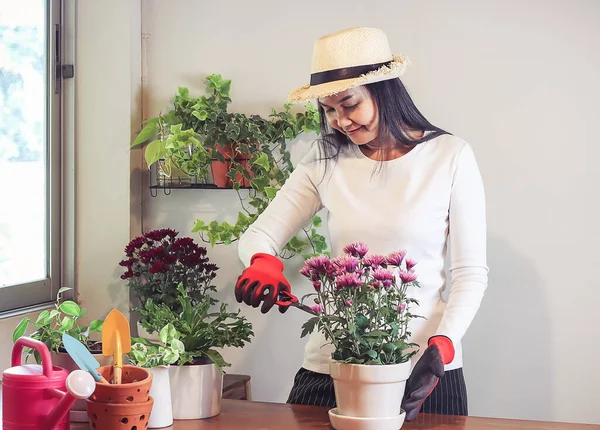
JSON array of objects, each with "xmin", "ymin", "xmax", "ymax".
[{"xmin": 45, "ymin": 370, "xmax": 95, "ymax": 429}]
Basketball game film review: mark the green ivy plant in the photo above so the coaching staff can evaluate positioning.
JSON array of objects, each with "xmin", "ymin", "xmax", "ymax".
[
  {"xmin": 128, "ymin": 323, "xmax": 185, "ymax": 368},
  {"xmin": 137, "ymin": 282, "xmax": 253, "ymax": 373},
  {"xmin": 12, "ymin": 287, "xmax": 104, "ymax": 362},
  {"xmin": 131, "ymin": 74, "xmax": 329, "ymax": 259}
]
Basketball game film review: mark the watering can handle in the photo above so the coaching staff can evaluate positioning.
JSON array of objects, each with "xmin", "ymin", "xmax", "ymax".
[{"xmin": 12, "ymin": 336, "xmax": 53, "ymax": 377}]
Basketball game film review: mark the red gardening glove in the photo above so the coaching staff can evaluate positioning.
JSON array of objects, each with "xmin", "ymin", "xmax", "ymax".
[
  {"xmin": 235, "ymin": 253, "xmax": 292, "ymax": 314},
  {"xmin": 402, "ymin": 335, "xmax": 455, "ymax": 421}
]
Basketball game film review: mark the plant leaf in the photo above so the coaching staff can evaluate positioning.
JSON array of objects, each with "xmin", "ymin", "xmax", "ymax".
[
  {"xmin": 144, "ymin": 140, "xmax": 167, "ymax": 168},
  {"xmin": 301, "ymin": 317, "xmax": 318, "ymax": 338},
  {"xmin": 89, "ymin": 319, "xmax": 104, "ymax": 332},
  {"xmin": 13, "ymin": 318, "xmax": 29, "ymax": 342},
  {"xmin": 59, "ymin": 301, "xmax": 81, "ymax": 317},
  {"xmin": 132, "ymin": 122, "xmax": 158, "ymax": 147}
]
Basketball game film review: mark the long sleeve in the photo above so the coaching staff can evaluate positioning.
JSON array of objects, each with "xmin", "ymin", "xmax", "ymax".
[
  {"xmin": 237, "ymin": 147, "xmax": 324, "ymax": 267},
  {"xmin": 434, "ymin": 142, "xmax": 489, "ymax": 345}
]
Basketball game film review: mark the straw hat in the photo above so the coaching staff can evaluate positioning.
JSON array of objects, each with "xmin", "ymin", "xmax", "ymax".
[{"xmin": 288, "ymin": 27, "xmax": 410, "ymax": 103}]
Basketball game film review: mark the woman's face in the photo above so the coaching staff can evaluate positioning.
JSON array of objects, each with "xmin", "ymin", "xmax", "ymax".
[{"xmin": 319, "ymin": 86, "xmax": 379, "ymax": 146}]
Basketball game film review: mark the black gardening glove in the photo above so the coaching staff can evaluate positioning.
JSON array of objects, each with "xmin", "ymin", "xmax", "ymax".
[{"xmin": 402, "ymin": 336, "xmax": 455, "ymax": 421}]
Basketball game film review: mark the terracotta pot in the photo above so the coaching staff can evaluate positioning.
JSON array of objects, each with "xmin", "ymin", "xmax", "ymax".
[
  {"xmin": 209, "ymin": 143, "xmax": 252, "ymax": 188},
  {"xmin": 86, "ymin": 396, "xmax": 154, "ymax": 430},
  {"xmin": 52, "ymin": 348, "xmax": 113, "ymax": 422},
  {"xmin": 210, "ymin": 144, "xmax": 233, "ymax": 188},
  {"xmin": 91, "ymin": 365, "xmax": 153, "ymax": 404},
  {"xmin": 236, "ymin": 157, "xmax": 253, "ymax": 187}
]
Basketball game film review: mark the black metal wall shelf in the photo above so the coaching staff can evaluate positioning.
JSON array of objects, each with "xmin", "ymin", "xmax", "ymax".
[{"xmin": 149, "ymin": 183, "xmax": 252, "ymax": 197}]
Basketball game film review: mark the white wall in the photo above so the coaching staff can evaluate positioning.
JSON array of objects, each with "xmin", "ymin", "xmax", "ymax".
[
  {"xmin": 141, "ymin": 0, "xmax": 600, "ymax": 424},
  {"xmin": 73, "ymin": 0, "xmax": 140, "ymax": 321}
]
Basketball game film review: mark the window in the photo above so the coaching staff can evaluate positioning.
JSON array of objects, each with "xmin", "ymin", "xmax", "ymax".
[{"xmin": 0, "ymin": 0, "xmax": 65, "ymax": 313}]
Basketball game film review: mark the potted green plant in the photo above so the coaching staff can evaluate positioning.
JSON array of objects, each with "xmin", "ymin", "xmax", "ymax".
[
  {"xmin": 12, "ymin": 286, "xmax": 105, "ymax": 361},
  {"xmin": 119, "ymin": 228, "xmax": 219, "ymax": 340},
  {"xmin": 11, "ymin": 286, "xmax": 107, "ymax": 422},
  {"xmin": 128, "ymin": 323, "xmax": 185, "ymax": 429},
  {"xmin": 137, "ymin": 282, "xmax": 253, "ymax": 420},
  {"xmin": 130, "ymin": 73, "xmax": 326, "ymax": 259},
  {"xmin": 296, "ymin": 242, "xmax": 421, "ymax": 429},
  {"xmin": 191, "ymin": 99, "xmax": 328, "ymax": 259}
]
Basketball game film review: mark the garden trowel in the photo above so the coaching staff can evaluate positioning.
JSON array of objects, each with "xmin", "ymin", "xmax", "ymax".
[
  {"xmin": 102, "ymin": 309, "xmax": 131, "ymax": 384},
  {"xmin": 62, "ymin": 333, "xmax": 109, "ymax": 384}
]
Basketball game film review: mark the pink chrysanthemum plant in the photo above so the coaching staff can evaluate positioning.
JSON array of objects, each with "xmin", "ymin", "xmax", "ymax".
[{"xmin": 299, "ymin": 242, "xmax": 421, "ymax": 365}]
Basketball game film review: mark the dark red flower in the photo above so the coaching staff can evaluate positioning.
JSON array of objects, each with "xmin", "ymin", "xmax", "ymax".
[
  {"xmin": 145, "ymin": 228, "xmax": 179, "ymax": 242},
  {"xmin": 149, "ymin": 261, "xmax": 169, "ymax": 274},
  {"xmin": 119, "ymin": 258, "xmax": 134, "ymax": 267},
  {"xmin": 163, "ymin": 254, "xmax": 178, "ymax": 265},
  {"xmin": 124, "ymin": 237, "xmax": 145, "ymax": 256},
  {"xmin": 120, "ymin": 269, "xmax": 133, "ymax": 279},
  {"xmin": 204, "ymin": 263, "xmax": 219, "ymax": 272}
]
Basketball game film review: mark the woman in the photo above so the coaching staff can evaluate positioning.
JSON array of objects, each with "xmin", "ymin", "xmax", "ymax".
[{"xmin": 234, "ymin": 27, "xmax": 488, "ymax": 421}]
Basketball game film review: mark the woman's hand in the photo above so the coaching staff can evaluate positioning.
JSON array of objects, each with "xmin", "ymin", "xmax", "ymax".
[
  {"xmin": 235, "ymin": 253, "xmax": 292, "ymax": 314},
  {"xmin": 402, "ymin": 336, "xmax": 455, "ymax": 421}
]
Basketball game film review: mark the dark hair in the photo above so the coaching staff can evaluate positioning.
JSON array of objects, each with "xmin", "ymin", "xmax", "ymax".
[{"xmin": 316, "ymin": 78, "xmax": 450, "ymax": 164}]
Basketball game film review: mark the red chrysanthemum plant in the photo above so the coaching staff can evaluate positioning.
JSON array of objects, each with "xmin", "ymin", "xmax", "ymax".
[
  {"xmin": 299, "ymin": 241, "xmax": 422, "ymax": 365},
  {"xmin": 119, "ymin": 228, "xmax": 220, "ymax": 321}
]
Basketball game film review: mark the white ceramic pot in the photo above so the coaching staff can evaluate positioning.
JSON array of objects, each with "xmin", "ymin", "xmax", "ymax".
[
  {"xmin": 136, "ymin": 321, "xmax": 160, "ymax": 342},
  {"xmin": 329, "ymin": 359, "xmax": 411, "ymax": 429},
  {"xmin": 148, "ymin": 365, "xmax": 173, "ymax": 428},
  {"xmin": 169, "ymin": 363, "xmax": 223, "ymax": 419}
]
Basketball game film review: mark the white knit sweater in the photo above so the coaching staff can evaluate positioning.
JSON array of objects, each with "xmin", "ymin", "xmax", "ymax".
[{"xmin": 238, "ymin": 133, "xmax": 488, "ymax": 374}]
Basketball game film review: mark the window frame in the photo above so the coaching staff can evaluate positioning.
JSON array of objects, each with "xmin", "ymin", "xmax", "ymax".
[{"xmin": 0, "ymin": 0, "xmax": 68, "ymax": 315}]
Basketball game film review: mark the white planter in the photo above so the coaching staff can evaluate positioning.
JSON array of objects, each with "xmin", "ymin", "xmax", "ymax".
[
  {"xmin": 328, "ymin": 359, "xmax": 411, "ymax": 430},
  {"xmin": 169, "ymin": 362, "xmax": 223, "ymax": 419},
  {"xmin": 147, "ymin": 365, "xmax": 173, "ymax": 428},
  {"xmin": 137, "ymin": 321, "xmax": 160, "ymax": 342}
]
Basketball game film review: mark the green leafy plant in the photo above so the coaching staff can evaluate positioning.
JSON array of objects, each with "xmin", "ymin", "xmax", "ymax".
[
  {"xmin": 12, "ymin": 287, "xmax": 104, "ymax": 362},
  {"xmin": 128, "ymin": 323, "xmax": 185, "ymax": 368},
  {"xmin": 298, "ymin": 242, "xmax": 422, "ymax": 365},
  {"xmin": 137, "ymin": 282, "xmax": 253, "ymax": 372},
  {"xmin": 131, "ymin": 73, "xmax": 328, "ymax": 259}
]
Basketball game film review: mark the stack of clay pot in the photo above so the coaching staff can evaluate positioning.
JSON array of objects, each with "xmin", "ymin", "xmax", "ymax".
[{"xmin": 85, "ymin": 365, "xmax": 154, "ymax": 429}]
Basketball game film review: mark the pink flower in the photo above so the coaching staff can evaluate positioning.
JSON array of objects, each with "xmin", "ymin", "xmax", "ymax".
[
  {"xmin": 343, "ymin": 242, "xmax": 369, "ymax": 258},
  {"xmin": 405, "ymin": 258, "xmax": 417, "ymax": 271},
  {"xmin": 363, "ymin": 254, "xmax": 386, "ymax": 268},
  {"xmin": 386, "ymin": 250, "xmax": 407, "ymax": 266},
  {"xmin": 335, "ymin": 273, "xmax": 362, "ymax": 289},
  {"xmin": 345, "ymin": 299, "xmax": 352, "ymax": 307},
  {"xmin": 399, "ymin": 270, "xmax": 418, "ymax": 283},
  {"xmin": 304, "ymin": 255, "xmax": 331, "ymax": 274},
  {"xmin": 373, "ymin": 268, "xmax": 394, "ymax": 288},
  {"xmin": 332, "ymin": 255, "xmax": 360, "ymax": 273},
  {"xmin": 397, "ymin": 303, "xmax": 406, "ymax": 312},
  {"xmin": 310, "ymin": 304, "xmax": 324, "ymax": 314},
  {"xmin": 313, "ymin": 281, "xmax": 321, "ymax": 291}
]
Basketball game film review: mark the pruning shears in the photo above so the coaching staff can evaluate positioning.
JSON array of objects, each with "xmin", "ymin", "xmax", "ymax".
[{"xmin": 276, "ymin": 289, "xmax": 318, "ymax": 315}]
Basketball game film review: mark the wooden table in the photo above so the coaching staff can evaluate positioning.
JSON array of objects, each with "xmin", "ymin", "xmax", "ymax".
[{"xmin": 66, "ymin": 399, "xmax": 600, "ymax": 429}]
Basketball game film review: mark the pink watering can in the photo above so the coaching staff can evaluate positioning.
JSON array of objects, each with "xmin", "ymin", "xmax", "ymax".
[{"xmin": 2, "ymin": 336, "xmax": 96, "ymax": 430}]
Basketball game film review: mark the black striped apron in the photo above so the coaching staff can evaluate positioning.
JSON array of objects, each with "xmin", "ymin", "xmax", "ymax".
[{"xmin": 286, "ymin": 367, "xmax": 468, "ymax": 416}]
